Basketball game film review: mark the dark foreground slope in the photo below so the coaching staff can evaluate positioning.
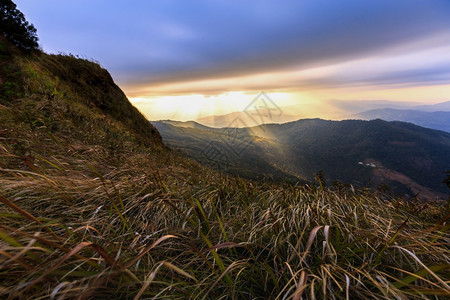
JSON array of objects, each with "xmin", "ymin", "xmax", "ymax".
[
  {"xmin": 154, "ymin": 119, "xmax": 450, "ymax": 200},
  {"xmin": 1, "ymin": 39, "xmax": 449, "ymax": 299}
]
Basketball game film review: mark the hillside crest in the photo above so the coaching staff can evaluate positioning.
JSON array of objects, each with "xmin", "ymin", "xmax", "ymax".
[{"xmin": 0, "ymin": 37, "xmax": 162, "ymax": 150}]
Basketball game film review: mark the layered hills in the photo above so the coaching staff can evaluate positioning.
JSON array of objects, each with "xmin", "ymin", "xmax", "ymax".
[{"xmin": 154, "ymin": 119, "xmax": 450, "ymax": 200}]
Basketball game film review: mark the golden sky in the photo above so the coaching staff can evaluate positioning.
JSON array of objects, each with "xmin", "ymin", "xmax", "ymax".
[
  {"xmin": 17, "ymin": 0, "xmax": 450, "ymax": 124},
  {"xmin": 125, "ymin": 35, "xmax": 450, "ymax": 122}
]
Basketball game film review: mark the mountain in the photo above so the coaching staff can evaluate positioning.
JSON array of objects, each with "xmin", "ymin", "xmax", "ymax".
[
  {"xmin": 196, "ymin": 110, "xmax": 300, "ymax": 128},
  {"xmin": 354, "ymin": 108, "xmax": 450, "ymax": 132},
  {"xmin": 325, "ymin": 99, "xmax": 450, "ymax": 119},
  {"xmin": 157, "ymin": 119, "xmax": 211, "ymax": 130},
  {"xmin": 0, "ymin": 40, "xmax": 162, "ymax": 150},
  {"xmin": 327, "ymin": 99, "xmax": 422, "ymax": 116},
  {"xmin": 154, "ymin": 119, "xmax": 450, "ymax": 199},
  {"xmin": 195, "ymin": 100, "xmax": 450, "ymax": 128},
  {"xmin": 153, "ymin": 121, "xmax": 300, "ymax": 182},
  {"xmin": 412, "ymin": 100, "xmax": 450, "ymax": 112}
]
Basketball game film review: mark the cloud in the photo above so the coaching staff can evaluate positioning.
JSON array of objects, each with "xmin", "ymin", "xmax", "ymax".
[
  {"xmin": 15, "ymin": 0, "xmax": 450, "ymax": 94},
  {"xmin": 115, "ymin": 0, "xmax": 450, "ymax": 85},
  {"xmin": 123, "ymin": 39, "xmax": 450, "ymax": 97}
]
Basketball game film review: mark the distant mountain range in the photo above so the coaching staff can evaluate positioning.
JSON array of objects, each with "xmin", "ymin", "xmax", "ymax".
[
  {"xmin": 411, "ymin": 100, "xmax": 450, "ymax": 112},
  {"xmin": 196, "ymin": 110, "xmax": 300, "ymax": 128},
  {"xmin": 353, "ymin": 109, "xmax": 450, "ymax": 132},
  {"xmin": 193, "ymin": 100, "xmax": 450, "ymax": 134},
  {"xmin": 330, "ymin": 99, "xmax": 450, "ymax": 115},
  {"xmin": 153, "ymin": 119, "xmax": 450, "ymax": 200}
]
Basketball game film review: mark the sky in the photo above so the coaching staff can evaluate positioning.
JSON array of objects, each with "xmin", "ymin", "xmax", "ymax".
[{"xmin": 14, "ymin": 0, "xmax": 450, "ymax": 123}]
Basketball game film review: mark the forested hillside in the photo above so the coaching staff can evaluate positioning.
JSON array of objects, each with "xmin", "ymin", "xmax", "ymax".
[{"xmin": 154, "ymin": 119, "xmax": 450, "ymax": 200}]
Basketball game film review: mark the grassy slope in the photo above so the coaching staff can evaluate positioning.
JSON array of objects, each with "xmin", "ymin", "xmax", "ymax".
[{"xmin": 0, "ymin": 40, "xmax": 449, "ymax": 299}]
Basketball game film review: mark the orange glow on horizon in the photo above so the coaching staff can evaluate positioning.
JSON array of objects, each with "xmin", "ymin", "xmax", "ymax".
[{"xmin": 129, "ymin": 83, "xmax": 450, "ymax": 123}]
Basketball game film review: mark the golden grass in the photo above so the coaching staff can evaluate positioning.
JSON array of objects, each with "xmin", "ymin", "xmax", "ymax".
[{"xmin": 0, "ymin": 143, "xmax": 448, "ymax": 299}]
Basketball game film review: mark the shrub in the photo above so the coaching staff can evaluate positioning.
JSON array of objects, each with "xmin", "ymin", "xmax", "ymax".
[{"xmin": 0, "ymin": 0, "xmax": 39, "ymax": 51}]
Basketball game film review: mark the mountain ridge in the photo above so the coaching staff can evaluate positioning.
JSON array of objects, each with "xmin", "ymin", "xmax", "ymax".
[
  {"xmin": 154, "ymin": 118, "xmax": 450, "ymax": 199},
  {"xmin": 353, "ymin": 108, "xmax": 450, "ymax": 132}
]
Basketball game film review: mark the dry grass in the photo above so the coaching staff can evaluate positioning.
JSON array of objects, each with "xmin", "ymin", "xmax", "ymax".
[{"xmin": 0, "ymin": 143, "xmax": 449, "ymax": 299}]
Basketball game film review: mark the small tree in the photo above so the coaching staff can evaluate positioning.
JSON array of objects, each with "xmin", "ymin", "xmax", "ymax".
[
  {"xmin": 444, "ymin": 170, "xmax": 450, "ymax": 190},
  {"xmin": 0, "ymin": 0, "xmax": 38, "ymax": 51}
]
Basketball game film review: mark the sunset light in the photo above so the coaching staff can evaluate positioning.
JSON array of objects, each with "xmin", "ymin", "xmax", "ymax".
[
  {"xmin": 130, "ymin": 91, "xmax": 294, "ymax": 122},
  {"xmin": 15, "ymin": 0, "xmax": 450, "ymax": 124}
]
